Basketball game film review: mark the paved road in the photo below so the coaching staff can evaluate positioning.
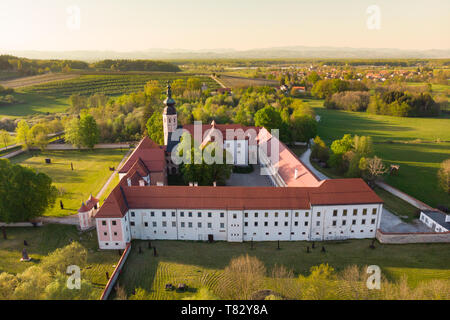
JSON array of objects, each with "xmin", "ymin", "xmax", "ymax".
[{"xmin": 299, "ymin": 148, "xmax": 329, "ymax": 181}]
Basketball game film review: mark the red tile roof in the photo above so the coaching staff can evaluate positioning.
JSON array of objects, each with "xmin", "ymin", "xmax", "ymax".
[
  {"xmin": 78, "ymin": 194, "xmax": 99, "ymax": 212},
  {"xmin": 119, "ymin": 136, "xmax": 165, "ymax": 173},
  {"xmin": 95, "ymin": 179, "xmax": 382, "ymax": 218}
]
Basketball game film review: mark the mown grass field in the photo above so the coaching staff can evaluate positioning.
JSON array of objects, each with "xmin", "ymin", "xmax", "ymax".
[
  {"xmin": 217, "ymin": 74, "xmax": 278, "ymax": 88},
  {"xmin": 116, "ymin": 239, "xmax": 450, "ymax": 299},
  {"xmin": 10, "ymin": 149, "xmax": 128, "ymax": 217},
  {"xmin": 306, "ymin": 98, "xmax": 450, "ymax": 208},
  {"xmin": 0, "ymin": 92, "xmax": 69, "ymax": 117},
  {"xmin": 0, "ymin": 224, "xmax": 119, "ymax": 298}
]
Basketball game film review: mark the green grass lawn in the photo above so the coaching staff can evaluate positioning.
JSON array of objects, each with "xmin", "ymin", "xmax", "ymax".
[
  {"xmin": 0, "ymin": 224, "xmax": 119, "ymax": 298},
  {"xmin": 10, "ymin": 149, "xmax": 128, "ymax": 217},
  {"xmin": 0, "ymin": 92, "xmax": 69, "ymax": 118},
  {"xmin": 306, "ymin": 99, "xmax": 450, "ymax": 208},
  {"xmin": 116, "ymin": 239, "xmax": 450, "ymax": 299}
]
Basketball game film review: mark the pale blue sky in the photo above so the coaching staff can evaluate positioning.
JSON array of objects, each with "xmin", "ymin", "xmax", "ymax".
[{"xmin": 0, "ymin": 0, "xmax": 449, "ymax": 51}]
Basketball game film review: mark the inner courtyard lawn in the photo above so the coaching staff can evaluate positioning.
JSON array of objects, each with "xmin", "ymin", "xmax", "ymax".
[
  {"xmin": 10, "ymin": 149, "xmax": 129, "ymax": 217},
  {"xmin": 305, "ymin": 99, "xmax": 450, "ymax": 208},
  {"xmin": 116, "ymin": 239, "xmax": 450, "ymax": 299},
  {"xmin": 0, "ymin": 224, "xmax": 119, "ymax": 298}
]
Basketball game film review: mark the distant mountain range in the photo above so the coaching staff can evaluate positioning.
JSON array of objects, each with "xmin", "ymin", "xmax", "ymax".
[{"xmin": 3, "ymin": 46, "xmax": 450, "ymax": 61}]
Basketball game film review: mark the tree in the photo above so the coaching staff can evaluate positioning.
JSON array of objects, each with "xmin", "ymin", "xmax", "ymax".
[
  {"xmin": 146, "ymin": 112, "xmax": 164, "ymax": 145},
  {"xmin": 365, "ymin": 156, "xmax": 388, "ymax": 181},
  {"xmin": 79, "ymin": 114, "xmax": 99, "ymax": 149},
  {"xmin": 218, "ymin": 255, "xmax": 266, "ymax": 300},
  {"xmin": 30, "ymin": 124, "xmax": 49, "ymax": 151},
  {"xmin": 311, "ymin": 136, "xmax": 329, "ymax": 162},
  {"xmin": 186, "ymin": 77, "xmax": 202, "ymax": 91},
  {"xmin": 437, "ymin": 159, "xmax": 450, "ymax": 194},
  {"xmin": 0, "ymin": 159, "xmax": 57, "ymax": 223},
  {"xmin": 254, "ymin": 105, "xmax": 283, "ymax": 133},
  {"xmin": 290, "ymin": 115, "xmax": 317, "ymax": 143},
  {"xmin": 15, "ymin": 120, "xmax": 32, "ymax": 150},
  {"xmin": 353, "ymin": 135, "xmax": 373, "ymax": 158},
  {"xmin": 65, "ymin": 118, "xmax": 82, "ymax": 148},
  {"xmin": 144, "ymin": 80, "xmax": 162, "ymax": 103},
  {"xmin": 0, "ymin": 129, "xmax": 12, "ymax": 149}
]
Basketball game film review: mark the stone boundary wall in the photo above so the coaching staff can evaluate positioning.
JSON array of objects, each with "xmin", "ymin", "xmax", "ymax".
[
  {"xmin": 100, "ymin": 243, "xmax": 131, "ymax": 300},
  {"xmin": 32, "ymin": 143, "xmax": 131, "ymax": 151},
  {"xmin": 375, "ymin": 181, "xmax": 435, "ymax": 211},
  {"xmin": 376, "ymin": 229, "xmax": 450, "ymax": 244}
]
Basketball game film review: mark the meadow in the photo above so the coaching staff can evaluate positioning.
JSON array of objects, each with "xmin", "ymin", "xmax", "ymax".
[
  {"xmin": 306, "ymin": 98, "xmax": 450, "ymax": 208},
  {"xmin": 116, "ymin": 239, "xmax": 450, "ymax": 299},
  {"xmin": 0, "ymin": 224, "xmax": 119, "ymax": 298},
  {"xmin": 217, "ymin": 74, "xmax": 278, "ymax": 88},
  {"xmin": 10, "ymin": 149, "xmax": 128, "ymax": 217}
]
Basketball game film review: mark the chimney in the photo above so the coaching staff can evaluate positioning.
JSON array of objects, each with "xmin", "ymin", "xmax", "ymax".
[
  {"xmin": 294, "ymin": 168, "xmax": 299, "ymax": 179},
  {"xmin": 127, "ymin": 178, "xmax": 132, "ymax": 186},
  {"xmin": 139, "ymin": 179, "xmax": 145, "ymax": 187},
  {"xmin": 446, "ymin": 214, "xmax": 450, "ymax": 223},
  {"xmin": 189, "ymin": 182, "xmax": 193, "ymax": 186},
  {"xmin": 156, "ymin": 181, "xmax": 164, "ymax": 186},
  {"xmin": 213, "ymin": 181, "xmax": 217, "ymax": 187},
  {"xmin": 194, "ymin": 182, "xmax": 198, "ymax": 187}
]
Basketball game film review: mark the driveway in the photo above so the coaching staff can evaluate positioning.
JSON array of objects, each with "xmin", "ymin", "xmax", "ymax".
[
  {"xmin": 226, "ymin": 165, "xmax": 273, "ymax": 187},
  {"xmin": 299, "ymin": 148, "xmax": 329, "ymax": 181}
]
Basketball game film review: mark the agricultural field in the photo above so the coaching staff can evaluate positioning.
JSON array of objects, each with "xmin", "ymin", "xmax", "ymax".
[
  {"xmin": 307, "ymin": 98, "xmax": 450, "ymax": 208},
  {"xmin": 0, "ymin": 92, "xmax": 69, "ymax": 118},
  {"xmin": 115, "ymin": 239, "xmax": 450, "ymax": 299},
  {"xmin": 0, "ymin": 224, "xmax": 119, "ymax": 298},
  {"xmin": 0, "ymin": 73, "xmax": 80, "ymax": 89},
  {"xmin": 10, "ymin": 149, "xmax": 129, "ymax": 217},
  {"xmin": 216, "ymin": 74, "xmax": 278, "ymax": 88},
  {"xmin": 21, "ymin": 73, "xmax": 219, "ymax": 97}
]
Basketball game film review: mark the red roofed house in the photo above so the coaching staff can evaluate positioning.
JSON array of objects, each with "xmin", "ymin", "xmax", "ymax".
[
  {"xmin": 93, "ymin": 84, "xmax": 383, "ymax": 249},
  {"xmin": 78, "ymin": 194, "xmax": 99, "ymax": 230}
]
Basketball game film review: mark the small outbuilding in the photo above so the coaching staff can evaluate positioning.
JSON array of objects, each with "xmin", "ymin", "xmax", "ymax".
[
  {"xmin": 419, "ymin": 210, "xmax": 450, "ymax": 232},
  {"xmin": 78, "ymin": 194, "xmax": 99, "ymax": 231}
]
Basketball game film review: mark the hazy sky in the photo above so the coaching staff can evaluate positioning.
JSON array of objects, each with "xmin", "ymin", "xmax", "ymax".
[{"xmin": 1, "ymin": 0, "xmax": 449, "ymax": 52}]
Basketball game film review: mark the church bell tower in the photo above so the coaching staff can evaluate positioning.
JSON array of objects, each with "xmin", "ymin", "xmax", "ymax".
[{"xmin": 163, "ymin": 82, "xmax": 177, "ymax": 146}]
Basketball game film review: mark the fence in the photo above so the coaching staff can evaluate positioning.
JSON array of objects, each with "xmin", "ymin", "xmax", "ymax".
[
  {"xmin": 100, "ymin": 243, "xmax": 132, "ymax": 300},
  {"xmin": 376, "ymin": 229, "xmax": 450, "ymax": 244}
]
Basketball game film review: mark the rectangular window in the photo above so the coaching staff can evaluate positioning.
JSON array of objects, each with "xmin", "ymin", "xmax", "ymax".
[
  {"xmin": 188, "ymin": 212, "xmax": 192, "ymax": 217},
  {"xmin": 316, "ymin": 221, "xmax": 320, "ymax": 226},
  {"xmin": 352, "ymin": 220, "xmax": 356, "ymax": 225},
  {"xmin": 362, "ymin": 219, "xmax": 366, "ymax": 225},
  {"xmin": 162, "ymin": 211, "xmax": 166, "ymax": 217},
  {"xmin": 131, "ymin": 212, "xmax": 135, "ymax": 217},
  {"xmin": 103, "ymin": 232, "xmax": 107, "ymax": 236},
  {"xmin": 305, "ymin": 212, "xmax": 309, "ymax": 217},
  {"xmin": 172, "ymin": 212, "xmax": 176, "ymax": 217},
  {"xmin": 363, "ymin": 209, "xmax": 367, "ymax": 215},
  {"xmin": 198, "ymin": 212, "xmax": 201, "ymax": 218},
  {"xmin": 130, "ymin": 221, "xmax": 135, "ymax": 226},
  {"xmin": 220, "ymin": 212, "xmax": 224, "ymax": 218},
  {"xmin": 305, "ymin": 221, "xmax": 308, "ymax": 226},
  {"xmin": 162, "ymin": 221, "xmax": 167, "ymax": 227},
  {"xmin": 153, "ymin": 222, "xmax": 157, "ymax": 227},
  {"xmin": 233, "ymin": 214, "xmax": 237, "ymax": 219},
  {"xmin": 343, "ymin": 209, "xmax": 348, "ymax": 216},
  {"xmin": 275, "ymin": 212, "xmax": 278, "ymax": 217},
  {"xmin": 151, "ymin": 211, "xmax": 155, "ymax": 217},
  {"xmin": 208, "ymin": 223, "xmax": 212, "ymax": 228},
  {"xmin": 188, "ymin": 222, "xmax": 193, "ymax": 228},
  {"xmin": 198, "ymin": 222, "xmax": 202, "ymax": 228},
  {"xmin": 332, "ymin": 220, "xmax": 337, "ymax": 226},
  {"xmin": 333, "ymin": 210, "xmax": 338, "ymax": 217},
  {"xmin": 181, "ymin": 222, "xmax": 185, "ymax": 228},
  {"xmin": 144, "ymin": 222, "xmax": 148, "ymax": 227},
  {"xmin": 371, "ymin": 219, "xmax": 376, "ymax": 225},
  {"xmin": 180, "ymin": 212, "xmax": 184, "ymax": 217},
  {"xmin": 274, "ymin": 221, "xmax": 278, "ymax": 226},
  {"xmin": 264, "ymin": 221, "xmax": 268, "ymax": 227},
  {"xmin": 220, "ymin": 223, "xmax": 225, "ymax": 229},
  {"xmin": 254, "ymin": 212, "xmax": 258, "ymax": 218},
  {"xmin": 285, "ymin": 212, "xmax": 289, "ymax": 217},
  {"xmin": 353, "ymin": 209, "xmax": 358, "ymax": 216},
  {"xmin": 317, "ymin": 212, "xmax": 321, "ymax": 217},
  {"xmin": 208, "ymin": 212, "xmax": 212, "ymax": 218},
  {"xmin": 102, "ymin": 221, "xmax": 106, "ymax": 226},
  {"xmin": 245, "ymin": 212, "xmax": 248, "ymax": 218},
  {"xmin": 112, "ymin": 221, "xmax": 117, "ymax": 226},
  {"xmin": 265, "ymin": 212, "xmax": 268, "ymax": 217},
  {"xmin": 244, "ymin": 222, "xmax": 248, "ymax": 227},
  {"xmin": 254, "ymin": 222, "xmax": 258, "ymax": 227},
  {"xmin": 172, "ymin": 221, "xmax": 176, "ymax": 227},
  {"xmin": 295, "ymin": 212, "xmax": 299, "ymax": 217},
  {"xmin": 372, "ymin": 208, "xmax": 377, "ymax": 215},
  {"xmin": 342, "ymin": 220, "xmax": 346, "ymax": 226},
  {"xmin": 294, "ymin": 221, "xmax": 298, "ymax": 226},
  {"xmin": 284, "ymin": 221, "xmax": 288, "ymax": 226}
]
